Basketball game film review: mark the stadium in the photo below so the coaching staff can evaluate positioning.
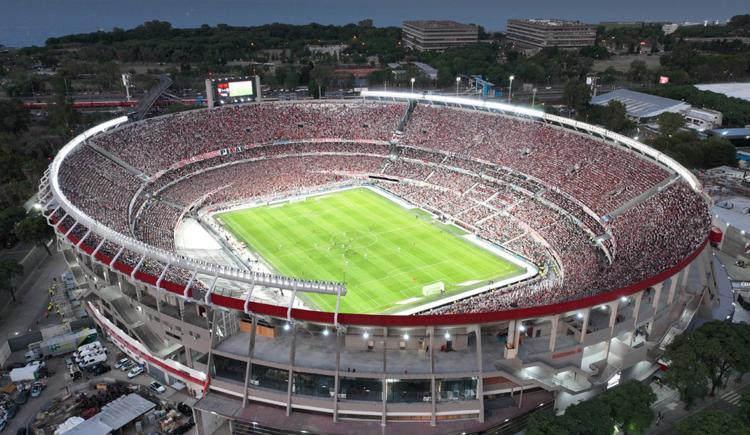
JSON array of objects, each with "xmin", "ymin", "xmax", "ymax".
[{"xmin": 39, "ymin": 91, "xmax": 715, "ymax": 434}]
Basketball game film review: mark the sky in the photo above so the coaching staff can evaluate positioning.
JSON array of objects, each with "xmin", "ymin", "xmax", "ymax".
[{"xmin": 1, "ymin": 0, "xmax": 748, "ymax": 47}]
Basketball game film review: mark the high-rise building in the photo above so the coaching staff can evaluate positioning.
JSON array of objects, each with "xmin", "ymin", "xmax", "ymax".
[
  {"xmin": 402, "ymin": 20, "xmax": 479, "ymax": 51},
  {"xmin": 506, "ymin": 19, "xmax": 596, "ymax": 49}
]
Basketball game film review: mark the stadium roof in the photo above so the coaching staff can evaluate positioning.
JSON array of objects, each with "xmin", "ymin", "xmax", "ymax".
[
  {"xmin": 695, "ymin": 83, "xmax": 750, "ymax": 102},
  {"xmin": 590, "ymin": 89, "xmax": 691, "ymax": 120}
]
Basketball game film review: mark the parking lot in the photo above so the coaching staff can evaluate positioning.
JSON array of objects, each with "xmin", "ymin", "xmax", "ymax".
[{"xmin": 2, "ymin": 339, "xmax": 197, "ymax": 434}]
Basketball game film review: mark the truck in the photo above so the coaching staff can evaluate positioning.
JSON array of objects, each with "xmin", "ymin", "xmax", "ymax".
[
  {"xmin": 25, "ymin": 328, "xmax": 97, "ymax": 361},
  {"xmin": 9, "ymin": 363, "xmax": 39, "ymax": 382}
]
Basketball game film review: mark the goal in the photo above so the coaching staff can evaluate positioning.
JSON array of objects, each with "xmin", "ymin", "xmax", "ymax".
[{"xmin": 422, "ymin": 282, "xmax": 445, "ymax": 296}]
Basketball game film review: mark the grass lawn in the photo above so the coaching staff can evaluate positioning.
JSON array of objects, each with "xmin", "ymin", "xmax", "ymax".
[{"xmin": 217, "ymin": 188, "xmax": 524, "ymax": 314}]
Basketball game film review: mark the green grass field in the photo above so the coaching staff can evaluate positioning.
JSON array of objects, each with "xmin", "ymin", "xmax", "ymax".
[{"xmin": 217, "ymin": 188, "xmax": 524, "ymax": 314}]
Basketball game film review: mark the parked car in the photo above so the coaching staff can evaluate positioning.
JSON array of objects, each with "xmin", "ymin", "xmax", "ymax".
[
  {"xmin": 90, "ymin": 364, "xmax": 111, "ymax": 376},
  {"xmin": 30, "ymin": 382, "xmax": 44, "ymax": 398},
  {"xmin": 127, "ymin": 366, "xmax": 144, "ymax": 379},
  {"xmin": 120, "ymin": 360, "xmax": 136, "ymax": 372},
  {"xmin": 149, "ymin": 381, "xmax": 166, "ymax": 394},
  {"xmin": 114, "ymin": 358, "xmax": 130, "ymax": 370}
]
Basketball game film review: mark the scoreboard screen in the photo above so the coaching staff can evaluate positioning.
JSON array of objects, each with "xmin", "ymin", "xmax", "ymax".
[
  {"xmin": 212, "ymin": 76, "xmax": 258, "ymax": 105},
  {"xmin": 217, "ymin": 80, "xmax": 254, "ymax": 98}
]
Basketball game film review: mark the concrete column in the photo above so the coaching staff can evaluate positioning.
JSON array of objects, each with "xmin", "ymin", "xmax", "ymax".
[
  {"xmin": 698, "ymin": 253, "xmax": 709, "ymax": 289},
  {"xmin": 382, "ymin": 327, "xmax": 388, "ymax": 373},
  {"xmin": 603, "ymin": 301, "xmax": 619, "ymax": 361},
  {"xmin": 241, "ymin": 315, "xmax": 257, "ymax": 408},
  {"xmin": 632, "ymin": 291, "xmax": 643, "ymax": 320},
  {"xmin": 428, "ymin": 327, "xmax": 435, "ymax": 373},
  {"xmin": 548, "ymin": 315, "xmax": 559, "ymax": 352},
  {"xmin": 680, "ymin": 264, "xmax": 690, "ymax": 289},
  {"xmin": 651, "ymin": 283, "xmax": 663, "ymax": 311},
  {"xmin": 185, "ymin": 346, "xmax": 193, "ymax": 369},
  {"xmin": 205, "ymin": 310, "xmax": 218, "ymax": 379},
  {"xmin": 381, "ymin": 378, "xmax": 388, "ymax": 427},
  {"xmin": 579, "ymin": 309, "xmax": 591, "ymax": 343},
  {"xmin": 505, "ymin": 320, "xmax": 520, "ymax": 359},
  {"xmin": 286, "ymin": 323, "xmax": 297, "ymax": 416},
  {"xmin": 333, "ymin": 328, "xmax": 342, "ymax": 422},
  {"xmin": 475, "ymin": 325, "xmax": 485, "ymax": 423},
  {"xmin": 430, "ymin": 377, "xmax": 437, "ymax": 426},
  {"xmin": 667, "ymin": 273, "xmax": 679, "ymax": 305}
]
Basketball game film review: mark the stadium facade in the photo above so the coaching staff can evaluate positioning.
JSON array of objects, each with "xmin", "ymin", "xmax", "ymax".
[{"xmin": 40, "ymin": 93, "xmax": 716, "ymax": 434}]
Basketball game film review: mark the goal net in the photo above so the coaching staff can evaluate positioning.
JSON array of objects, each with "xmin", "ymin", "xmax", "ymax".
[{"xmin": 422, "ymin": 282, "xmax": 445, "ymax": 296}]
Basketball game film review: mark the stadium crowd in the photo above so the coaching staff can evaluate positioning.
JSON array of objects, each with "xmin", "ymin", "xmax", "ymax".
[{"xmin": 49, "ymin": 101, "xmax": 710, "ymax": 314}]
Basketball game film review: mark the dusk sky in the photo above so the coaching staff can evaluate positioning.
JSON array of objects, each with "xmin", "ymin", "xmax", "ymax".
[{"xmin": 1, "ymin": 0, "xmax": 748, "ymax": 47}]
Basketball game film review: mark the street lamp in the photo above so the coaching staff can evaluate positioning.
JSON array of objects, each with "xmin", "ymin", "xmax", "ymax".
[
  {"xmin": 508, "ymin": 75, "xmax": 515, "ymax": 104},
  {"xmin": 531, "ymin": 88, "xmax": 538, "ymax": 108},
  {"xmin": 410, "ymin": 77, "xmax": 415, "ymax": 93},
  {"xmin": 456, "ymin": 76, "xmax": 461, "ymax": 96}
]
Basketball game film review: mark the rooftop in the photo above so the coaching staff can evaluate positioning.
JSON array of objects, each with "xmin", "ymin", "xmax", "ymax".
[
  {"xmin": 591, "ymin": 89, "xmax": 691, "ymax": 119},
  {"xmin": 695, "ymin": 83, "xmax": 750, "ymax": 102},
  {"xmin": 64, "ymin": 393, "xmax": 156, "ymax": 435},
  {"xmin": 402, "ymin": 20, "xmax": 476, "ymax": 30},
  {"xmin": 509, "ymin": 19, "xmax": 592, "ymax": 27}
]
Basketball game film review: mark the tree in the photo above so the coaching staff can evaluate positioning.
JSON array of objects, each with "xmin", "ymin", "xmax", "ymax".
[
  {"xmin": 563, "ymin": 399, "xmax": 614, "ymax": 435},
  {"xmin": 563, "ymin": 80, "xmax": 592, "ymax": 113},
  {"xmin": 0, "ymin": 259, "xmax": 23, "ymax": 302},
  {"xmin": 664, "ymin": 321, "xmax": 750, "ymax": 408},
  {"xmin": 0, "ymin": 206, "xmax": 26, "ymax": 242},
  {"xmin": 583, "ymin": 101, "xmax": 635, "ymax": 133},
  {"xmin": 283, "ymin": 68, "xmax": 299, "ymax": 90},
  {"xmin": 309, "ymin": 63, "xmax": 334, "ymax": 98},
  {"xmin": 678, "ymin": 411, "xmax": 750, "ymax": 435},
  {"xmin": 0, "ymin": 100, "xmax": 30, "ymax": 135},
  {"xmin": 14, "ymin": 214, "xmax": 53, "ymax": 255},
  {"xmin": 741, "ymin": 393, "xmax": 750, "ymax": 426},
  {"xmin": 628, "ymin": 60, "xmax": 649, "ymax": 82},
  {"xmin": 657, "ymin": 112, "xmax": 686, "ymax": 135},
  {"xmin": 526, "ymin": 410, "xmax": 568, "ymax": 435},
  {"xmin": 601, "ymin": 380, "xmax": 657, "ymax": 433}
]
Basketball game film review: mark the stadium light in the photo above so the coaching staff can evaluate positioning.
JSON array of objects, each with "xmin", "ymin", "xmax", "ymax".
[
  {"xmin": 456, "ymin": 76, "xmax": 461, "ymax": 96},
  {"xmin": 576, "ymin": 312, "xmax": 584, "ymax": 319},
  {"xmin": 403, "ymin": 333, "xmax": 409, "ymax": 340},
  {"xmin": 322, "ymin": 328, "xmax": 330, "ymax": 337},
  {"xmin": 410, "ymin": 77, "xmax": 415, "ymax": 93},
  {"xmin": 363, "ymin": 331, "xmax": 370, "ymax": 339},
  {"xmin": 444, "ymin": 331, "xmax": 451, "ymax": 340},
  {"xmin": 620, "ymin": 296, "xmax": 629, "ymax": 303},
  {"xmin": 283, "ymin": 323, "xmax": 291, "ymax": 331},
  {"xmin": 508, "ymin": 75, "xmax": 515, "ymax": 103},
  {"xmin": 518, "ymin": 324, "xmax": 526, "ymax": 332}
]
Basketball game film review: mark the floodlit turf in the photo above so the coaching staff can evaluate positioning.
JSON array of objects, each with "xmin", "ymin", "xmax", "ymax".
[{"xmin": 217, "ymin": 188, "xmax": 524, "ymax": 314}]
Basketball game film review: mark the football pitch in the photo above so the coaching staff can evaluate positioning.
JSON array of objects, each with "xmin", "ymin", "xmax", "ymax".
[{"xmin": 216, "ymin": 188, "xmax": 525, "ymax": 314}]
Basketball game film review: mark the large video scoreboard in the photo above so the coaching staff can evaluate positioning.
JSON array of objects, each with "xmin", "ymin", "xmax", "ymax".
[{"xmin": 207, "ymin": 76, "xmax": 260, "ymax": 107}]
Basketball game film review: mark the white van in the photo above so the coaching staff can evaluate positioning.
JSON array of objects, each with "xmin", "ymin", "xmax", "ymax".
[
  {"xmin": 78, "ymin": 352, "xmax": 107, "ymax": 368},
  {"xmin": 75, "ymin": 347, "xmax": 106, "ymax": 364},
  {"xmin": 75, "ymin": 341, "xmax": 102, "ymax": 355}
]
